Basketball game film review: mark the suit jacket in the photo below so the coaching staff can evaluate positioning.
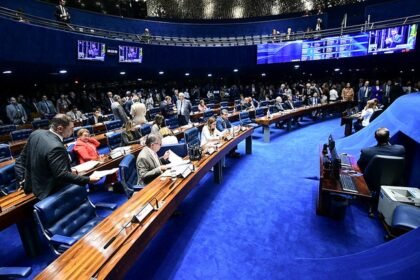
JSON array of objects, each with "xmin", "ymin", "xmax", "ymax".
[
  {"xmin": 15, "ymin": 130, "xmax": 90, "ymax": 200},
  {"xmin": 283, "ymin": 100, "xmax": 295, "ymax": 110},
  {"xmin": 357, "ymin": 144, "xmax": 405, "ymax": 173},
  {"xmin": 216, "ymin": 116, "xmax": 232, "ymax": 132},
  {"xmin": 55, "ymin": 4, "xmax": 70, "ymax": 22},
  {"xmin": 136, "ymin": 147, "xmax": 168, "ymax": 185},
  {"xmin": 274, "ymin": 103, "xmax": 285, "ymax": 111},
  {"xmin": 176, "ymin": 99, "xmax": 192, "ymax": 123},
  {"xmin": 111, "ymin": 102, "xmax": 129, "ymax": 124},
  {"xmin": 73, "ymin": 138, "xmax": 100, "ymax": 164},
  {"xmin": 66, "ymin": 110, "xmax": 85, "ymax": 121},
  {"xmin": 38, "ymin": 100, "xmax": 57, "ymax": 116},
  {"xmin": 6, "ymin": 103, "xmax": 27, "ymax": 124},
  {"xmin": 357, "ymin": 86, "xmax": 371, "ymax": 103}
]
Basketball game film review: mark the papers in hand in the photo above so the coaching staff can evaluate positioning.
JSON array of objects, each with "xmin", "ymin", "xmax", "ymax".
[
  {"xmin": 91, "ymin": 168, "xmax": 119, "ymax": 178},
  {"xmin": 72, "ymin": 160, "xmax": 100, "ymax": 173}
]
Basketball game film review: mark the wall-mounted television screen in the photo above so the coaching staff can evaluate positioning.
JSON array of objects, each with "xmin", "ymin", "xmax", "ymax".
[
  {"xmin": 368, "ymin": 24, "xmax": 417, "ymax": 55},
  {"xmin": 77, "ymin": 40, "xmax": 105, "ymax": 61},
  {"xmin": 257, "ymin": 41, "xmax": 302, "ymax": 64},
  {"xmin": 119, "ymin": 46, "xmax": 143, "ymax": 63},
  {"xmin": 338, "ymin": 33, "xmax": 368, "ymax": 58}
]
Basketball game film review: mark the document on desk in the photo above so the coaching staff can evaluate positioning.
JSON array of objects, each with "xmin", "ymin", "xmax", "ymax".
[
  {"xmin": 72, "ymin": 160, "xmax": 100, "ymax": 173},
  {"xmin": 91, "ymin": 168, "xmax": 119, "ymax": 178},
  {"xmin": 166, "ymin": 150, "xmax": 190, "ymax": 168}
]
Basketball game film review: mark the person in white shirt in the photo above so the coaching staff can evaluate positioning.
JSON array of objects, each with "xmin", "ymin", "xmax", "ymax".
[
  {"xmin": 159, "ymin": 127, "xmax": 178, "ymax": 145},
  {"xmin": 329, "ymin": 85, "xmax": 339, "ymax": 102},
  {"xmin": 201, "ymin": 117, "xmax": 222, "ymax": 146},
  {"xmin": 360, "ymin": 100, "xmax": 375, "ymax": 127}
]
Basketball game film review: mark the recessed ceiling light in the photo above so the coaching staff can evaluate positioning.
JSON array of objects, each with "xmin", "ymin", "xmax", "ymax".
[
  {"xmin": 185, "ymin": 73, "xmax": 190, "ymax": 76},
  {"xmin": 59, "ymin": 70, "xmax": 67, "ymax": 74},
  {"xmin": 2, "ymin": 70, "xmax": 12, "ymax": 74},
  {"xmin": 334, "ymin": 68, "xmax": 340, "ymax": 72},
  {"xmin": 207, "ymin": 73, "xmax": 212, "ymax": 77},
  {"xmin": 261, "ymin": 73, "xmax": 266, "ymax": 77},
  {"xmin": 159, "ymin": 71, "xmax": 164, "ymax": 75},
  {"xmin": 294, "ymin": 65, "xmax": 300, "ymax": 69},
  {"xmin": 137, "ymin": 78, "xmax": 142, "ymax": 81},
  {"xmin": 120, "ymin": 71, "xmax": 126, "ymax": 75},
  {"xmin": 233, "ymin": 69, "xmax": 238, "ymax": 72}
]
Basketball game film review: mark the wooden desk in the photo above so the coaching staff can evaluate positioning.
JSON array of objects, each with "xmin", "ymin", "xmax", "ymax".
[
  {"xmin": 189, "ymin": 108, "xmax": 221, "ymax": 121},
  {"xmin": 255, "ymin": 101, "xmax": 350, "ymax": 142},
  {"xmin": 0, "ymin": 190, "xmax": 40, "ymax": 256},
  {"xmin": 341, "ymin": 113, "xmax": 360, "ymax": 137},
  {"xmin": 317, "ymin": 147, "xmax": 371, "ymax": 215},
  {"xmin": 36, "ymin": 128, "xmax": 253, "ymax": 280}
]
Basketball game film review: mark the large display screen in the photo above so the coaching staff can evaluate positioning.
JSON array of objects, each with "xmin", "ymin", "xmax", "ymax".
[
  {"xmin": 368, "ymin": 24, "xmax": 417, "ymax": 55},
  {"xmin": 257, "ymin": 41, "xmax": 302, "ymax": 64},
  {"xmin": 337, "ymin": 33, "xmax": 369, "ymax": 58},
  {"xmin": 77, "ymin": 40, "xmax": 105, "ymax": 61},
  {"xmin": 119, "ymin": 46, "xmax": 143, "ymax": 63}
]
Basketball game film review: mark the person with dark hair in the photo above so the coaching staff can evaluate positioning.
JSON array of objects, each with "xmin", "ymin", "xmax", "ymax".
[
  {"xmin": 15, "ymin": 114, "xmax": 100, "ymax": 200},
  {"xmin": 111, "ymin": 95, "xmax": 129, "ymax": 125},
  {"xmin": 136, "ymin": 134, "xmax": 170, "ymax": 185},
  {"xmin": 357, "ymin": 127, "xmax": 405, "ymax": 173},
  {"xmin": 151, "ymin": 114, "xmax": 165, "ymax": 135},
  {"xmin": 55, "ymin": 0, "xmax": 70, "ymax": 22},
  {"xmin": 201, "ymin": 117, "xmax": 222, "ymax": 146}
]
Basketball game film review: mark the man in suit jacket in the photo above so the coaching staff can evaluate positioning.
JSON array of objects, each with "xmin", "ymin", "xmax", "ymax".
[
  {"xmin": 6, "ymin": 97, "xmax": 27, "ymax": 124},
  {"xmin": 55, "ymin": 0, "xmax": 71, "ymax": 22},
  {"xmin": 357, "ymin": 80, "xmax": 371, "ymax": 110},
  {"xmin": 216, "ymin": 110, "xmax": 240, "ymax": 157},
  {"xmin": 176, "ymin": 92, "xmax": 192, "ymax": 126},
  {"xmin": 15, "ymin": 114, "xmax": 100, "ymax": 200},
  {"xmin": 38, "ymin": 95, "xmax": 57, "ymax": 118},
  {"xmin": 136, "ymin": 134, "xmax": 170, "ymax": 185},
  {"xmin": 66, "ymin": 106, "xmax": 86, "ymax": 122},
  {"xmin": 111, "ymin": 95, "xmax": 129, "ymax": 125},
  {"xmin": 357, "ymin": 127, "xmax": 405, "ymax": 173}
]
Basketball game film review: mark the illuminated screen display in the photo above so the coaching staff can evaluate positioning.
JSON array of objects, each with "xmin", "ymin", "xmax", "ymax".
[
  {"xmin": 119, "ymin": 46, "xmax": 143, "ymax": 63},
  {"xmin": 77, "ymin": 40, "xmax": 105, "ymax": 61},
  {"xmin": 368, "ymin": 24, "xmax": 417, "ymax": 55},
  {"xmin": 257, "ymin": 41, "xmax": 302, "ymax": 64}
]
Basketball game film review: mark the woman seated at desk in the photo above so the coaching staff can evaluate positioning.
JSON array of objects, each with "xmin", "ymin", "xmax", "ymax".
[
  {"xmin": 122, "ymin": 121, "xmax": 141, "ymax": 145},
  {"xmin": 201, "ymin": 117, "xmax": 222, "ymax": 146},
  {"xmin": 73, "ymin": 128, "xmax": 100, "ymax": 163},
  {"xmin": 198, "ymin": 100, "xmax": 208, "ymax": 112},
  {"xmin": 159, "ymin": 127, "xmax": 178, "ymax": 145},
  {"xmin": 151, "ymin": 114, "xmax": 165, "ymax": 136}
]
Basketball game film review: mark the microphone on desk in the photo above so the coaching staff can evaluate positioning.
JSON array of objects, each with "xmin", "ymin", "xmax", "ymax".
[{"xmin": 103, "ymin": 220, "xmax": 132, "ymax": 249}]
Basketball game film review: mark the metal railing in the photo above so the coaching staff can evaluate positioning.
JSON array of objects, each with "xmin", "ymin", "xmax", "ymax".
[{"xmin": 1, "ymin": 6, "xmax": 419, "ymax": 47}]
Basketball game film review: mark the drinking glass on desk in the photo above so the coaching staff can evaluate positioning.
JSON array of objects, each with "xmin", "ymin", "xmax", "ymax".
[{"xmin": 170, "ymin": 169, "xmax": 177, "ymax": 181}]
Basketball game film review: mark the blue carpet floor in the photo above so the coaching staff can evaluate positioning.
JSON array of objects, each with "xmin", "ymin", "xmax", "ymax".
[{"xmin": 0, "ymin": 117, "xmax": 387, "ymax": 279}]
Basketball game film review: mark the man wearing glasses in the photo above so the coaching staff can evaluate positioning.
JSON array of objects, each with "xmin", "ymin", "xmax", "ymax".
[{"xmin": 136, "ymin": 134, "xmax": 170, "ymax": 185}]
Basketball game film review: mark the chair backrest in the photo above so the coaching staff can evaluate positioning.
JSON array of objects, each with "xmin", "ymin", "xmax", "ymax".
[
  {"xmin": 293, "ymin": 100, "xmax": 302, "ymax": 108},
  {"xmin": 66, "ymin": 144, "xmax": 77, "ymax": 166},
  {"xmin": 184, "ymin": 127, "xmax": 200, "ymax": 147},
  {"xmin": 140, "ymin": 124, "xmax": 152, "ymax": 136},
  {"xmin": 118, "ymin": 154, "xmax": 140, "ymax": 197},
  {"xmin": 369, "ymin": 109, "xmax": 383, "ymax": 122},
  {"xmin": 0, "ymin": 144, "xmax": 12, "ymax": 163},
  {"xmin": 157, "ymin": 143, "xmax": 188, "ymax": 158},
  {"xmin": 32, "ymin": 119, "xmax": 50, "ymax": 129},
  {"xmin": 234, "ymin": 99, "xmax": 241, "ymax": 105},
  {"xmin": 106, "ymin": 131, "xmax": 122, "ymax": 150},
  {"xmin": 33, "ymin": 184, "xmax": 97, "ymax": 250},
  {"xmin": 235, "ymin": 104, "xmax": 242, "ymax": 111},
  {"xmin": 269, "ymin": 105, "xmax": 278, "ymax": 113},
  {"xmin": 220, "ymin": 101, "xmax": 229, "ymax": 108},
  {"xmin": 203, "ymin": 110, "xmax": 214, "ymax": 121},
  {"xmin": 10, "ymin": 129, "xmax": 32, "ymax": 142},
  {"xmin": 207, "ymin": 103, "xmax": 216, "ymax": 109},
  {"xmin": 104, "ymin": 114, "xmax": 114, "ymax": 121},
  {"xmin": 165, "ymin": 117, "xmax": 179, "ymax": 129},
  {"xmin": 73, "ymin": 125, "xmax": 94, "ymax": 138},
  {"xmin": 239, "ymin": 111, "xmax": 252, "ymax": 125},
  {"xmin": 104, "ymin": 120, "xmax": 122, "ymax": 132},
  {"xmin": 0, "ymin": 124, "xmax": 16, "ymax": 135},
  {"xmin": 148, "ymin": 107, "xmax": 161, "ymax": 119},
  {"xmin": 364, "ymin": 155, "xmax": 405, "ymax": 194},
  {"xmin": 0, "ymin": 163, "xmax": 18, "ymax": 196},
  {"xmin": 255, "ymin": 108, "xmax": 265, "ymax": 118},
  {"xmin": 259, "ymin": 101, "xmax": 269, "ymax": 107},
  {"xmin": 191, "ymin": 105, "xmax": 199, "ymax": 113}
]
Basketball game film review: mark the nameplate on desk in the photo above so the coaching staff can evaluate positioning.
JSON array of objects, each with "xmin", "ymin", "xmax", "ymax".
[
  {"xmin": 132, "ymin": 203, "xmax": 155, "ymax": 224},
  {"xmin": 110, "ymin": 151, "xmax": 123, "ymax": 159},
  {"xmin": 181, "ymin": 164, "xmax": 193, "ymax": 178},
  {"xmin": 225, "ymin": 135, "xmax": 233, "ymax": 141}
]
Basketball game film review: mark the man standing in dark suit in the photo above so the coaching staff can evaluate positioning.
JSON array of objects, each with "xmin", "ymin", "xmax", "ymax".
[
  {"xmin": 357, "ymin": 80, "xmax": 371, "ymax": 110},
  {"xmin": 357, "ymin": 127, "xmax": 405, "ymax": 173},
  {"xmin": 111, "ymin": 95, "xmax": 129, "ymax": 125},
  {"xmin": 38, "ymin": 95, "xmax": 57, "ymax": 118},
  {"xmin": 6, "ymin": 97, "xmax": 27, "ymax": 124},
  {"xmin": 15, "ymin": 114, "xmax": 100, "ymax": 200},
  {"xmin": 55, "ymin": 0, "xmax": 71, "ymax": 22}
]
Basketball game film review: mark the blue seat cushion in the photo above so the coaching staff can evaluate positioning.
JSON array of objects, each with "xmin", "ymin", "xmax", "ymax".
[
  {"xmin": 392, "ymin": 205, "xmax": 420, "ymax": 230},
  {"xmin": 70, "ymin": 216, "xmax": 104, "ymax": 240}
]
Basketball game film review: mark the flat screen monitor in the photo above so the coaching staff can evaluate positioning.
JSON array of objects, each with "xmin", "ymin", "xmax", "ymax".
[
  {"xmin": 77, "ymin": 40, "xmax": 105, "ymax": 61},
  {"xmin": 119, "ymin": 46, "xmax": 143, "ymax": 63},
  {"xmin": 257, "ymin": 41, "xmax": 302, "ymax": 64},
  {"xmin": 338, "ymin": 33, "xmax": 368, "ymax": 58},
  {"xmin": 368, "ymin": 24, "xmax": 417, "ymax": 55}
]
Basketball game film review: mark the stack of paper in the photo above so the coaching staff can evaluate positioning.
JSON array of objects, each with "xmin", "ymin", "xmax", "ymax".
[
  {"xmin": 72, "ymin": 160, "xmax": 100, "ymax": 173},
  {"xmin": 91, "ymin": 168, "xmax": 119, "ymax": 178}
]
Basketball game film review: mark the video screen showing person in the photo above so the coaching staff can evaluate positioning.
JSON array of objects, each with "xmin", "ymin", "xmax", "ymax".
[
  {"xmin": 257, "ymin": 41, "xmax": 302, "ymax": 64},
  {"xmin": 368, "ymin": 24, "xmax": 417, "ymax": 55},
  {"xmin": 119, "ymin": 46, "xmax": 143, "ymax": 63},
  {"xmin": 77, "ymin": 40, "xmax": 105, "ymax": 61}
]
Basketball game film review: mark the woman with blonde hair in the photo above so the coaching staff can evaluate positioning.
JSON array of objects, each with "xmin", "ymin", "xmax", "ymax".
[
  {"xmin": 130, "ymin": 99, "xmax": 147, "ymax": 125},
  {"xmin": 122, "ymin": 121, "xmax": 141, "ymax": 145},
  {"xmin": 159, "ymin": 127, "xmax": 178, "ymax": 145}
]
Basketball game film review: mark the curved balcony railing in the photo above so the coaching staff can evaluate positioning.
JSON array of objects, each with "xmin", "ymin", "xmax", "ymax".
[{"xmin": 1, "ymin": 6, "xmax": 419, "ymax": 47}]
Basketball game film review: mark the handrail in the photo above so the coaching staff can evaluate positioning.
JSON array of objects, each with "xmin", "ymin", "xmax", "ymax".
[{"xmin": 1, "ymin": 6, "xmax": 419, "ymax": 47}]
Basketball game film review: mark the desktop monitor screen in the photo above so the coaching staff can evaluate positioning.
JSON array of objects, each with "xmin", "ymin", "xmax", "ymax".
[
  {"xmin": 77, "ymin": 40, "xmax": 105, "ymax": 61},
  {"xmin": 368, "ymin": 24, "xmax": 417, "ymax": 55},
  {"xmin": 119, "ymin": 46, "xmax": 143, "ymax": 63},
  {"xmin": 257, "ymin": 41, "xmax": 302, "ymax": 64}
]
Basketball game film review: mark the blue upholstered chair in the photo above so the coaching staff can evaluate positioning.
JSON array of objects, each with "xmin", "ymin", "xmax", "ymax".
[
  {"xmin": 0, "ymin": 144, "xmax": 13, "ymax": 163},
  {"xmin": 73, "ymin": 125, "xmax": 94, "ymax": 138},
  {"xmin": 157, "ymin": 143, "xmax": 188, "ymax": 158},
  {"xmin": 392, "ymin": 205, "xmax": 420, "ymax": 231},
  {"xmin": 118, "ymin": 154, "xmax": 143, "ymax": 197},
  {"xmin": 10, "ymin": 129, "xmax": 32, "ymax": 142},
  {"xmin": 0, "ymin": 124, "xmax": 16, "ymax": 135},
  {"xmin": 140, "ymin": 124, "xmax": 152, "ymax": 136},
  {"xmin": 0, "ymin": 267, "xmax": 32, "ymax": 278},
  {"xmin": 0, "ymin": 163, "xmax": 18, "ymax": 196},
  {"xmin": 105, "ymin": 131, "xmax": 122, "ymax": 150},
  {"xmin": 104, "ymin": 120, "xmax": 122, "ymax": 132},
  {"xmin": 259, "ymin": 101, "xmax": 269, "ymax": 108},
  {"xmin": 254, "ymin": 108, "xmax": 265, "ymax": 119},
  {"xmin": 202, "ymin": 110, "xmax": 214, "ymax": 122},
  {"xmin": 184, "ymin": 127, "xmax": 200, "ymax": 147},
  {"xmin": 269, "ymin": 105, "xmax": 278, "ymax": 114},
  {"xmin": 220, "ymin": 101, "xmax": 229, "ymax": 109},
  {"xmin": 207, "ymin": 103, "xmax": 216, "ymax": 109},
  {"xmin": 239, "ymin": 111, "xmax": 259, "ymax": 128},
  {"xmin": 104, "ymin": 114, "xmax": 114, "ymax": 121},
  {"xmin": 31, "ymin": 119, "xmax": 50, "ymax": 129},
  {"xmin": 191, "ymin": 105, "xmax": 199, "ymax": 113},
  {"xmin": 33, "ymin": 184, "xmax": 116, "ymax": 254},
  {"xmin": 165, "ymin": 117, "xmax": 179, "ymax": 129},
  {"xmin": 66, "ymin": 144, "xmax": 77, "ymax": 167},
  {"xmin": 148, "ymin": 107, "xmax": 161, "ymax": 119}
]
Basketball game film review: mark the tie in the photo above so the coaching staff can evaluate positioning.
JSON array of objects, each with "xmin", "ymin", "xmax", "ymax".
[
  {"xmin": 364, "ymin": 87, "xmax": 369, "ymax": 98},
  {"xmin": 15, "ymin": 105, "xmax": 22, "ymax": 118},
  {"xmin": 44, "ymin": 101, "xmax": 50, "ymax": 113},
  {"xmin": 180, "ymin": 101, "xmax": 183, "ymax": 115}
]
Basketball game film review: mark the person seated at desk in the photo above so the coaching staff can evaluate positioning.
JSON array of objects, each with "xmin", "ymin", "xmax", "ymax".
[
  {"xmin": 160, "ymin": 127, "xmax": 178, "ymax": 145},
  {"xmin": 93, "ymin": 108, "xmax": 105, "ymax": 124},
  {"xmin": 66, "ymin": 106, "xmax": 86, "ymax": 122},
  {"xmin": 122, "ymin": 121, "xmax": 141, "ymax": 146},
  {"xmin": 198, "ymin": 100, "xmax": 208, "ymax": 112},
  {"xmin": 357, "ymin": 127, "xmax": 405, "ymax": 173},
  {"xmin": 354, "ymin": 100, "xmax": 375, "ymax": 131},
  {"xmin": 242, "ymin": 97, "xmax": 255, "ymax": 111},
  {"xmin": 216, "ymin": 109, "xmax": 240, "ymax": 158},
  {"xmin": 201, "ymin": 117, "xmax": 222, "ymax": 146},
  {"xmin": 73, "ymin": 128, "xmax": 100, "ymax": 164},
  {"xmin": 136, "ymin": 134, "xmax": 170, "ymax": 185},
  {"xmin": 151, "ymin": 114, "xmax": 165, "ymax": 136}
]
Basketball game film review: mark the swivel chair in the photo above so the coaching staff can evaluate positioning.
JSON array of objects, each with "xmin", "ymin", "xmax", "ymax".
[
  {"xmin": 184, "ymin": 127, "xmax": 200, "ymax": 148},
  {"xmin": 0, "ymin": 163, "xmax": 18, "ymax": 196},
  {"xmin": 0, "ymin": 267, "xmax": 32, "ymax": 278},
  {"xmin": 119, "ymin": 154, "xmax": 143, "ymax": 198}
]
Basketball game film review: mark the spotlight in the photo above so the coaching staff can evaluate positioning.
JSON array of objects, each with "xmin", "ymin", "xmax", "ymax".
[
  {"xmin": 233, "ymin": 69, "xmax": 238, "ymax": 72},
  {"xmin": 334, "ymin": 68, "xmax": 340, "ymax": 72},
  {"xmin": 294, "ymin": 65, "xmax": 300, "ymax": 69},
  {"xmin": 185, "ymin": 73, "xmax": 190, "ymax": 76},
  {"xmin": 59, "ymin": 70, "xmax": 67, "ymax": 74},
  {"xmin": 120, "ymin": 71, "xmax": 126, "ymax": 75},
  {"xmin": 159, "ymin": 71, "xmax": 164, "ymax": 75},
  {"xmin": 261, "ymin": 73, "xmax": 266, "ymax": 77},
  {"xmin": 207, "ymin": 73, "xmax": 212, "ymax": 77},
  {"xmin": 2, "ymin": 70, "xmax": 12, "ymax": 74},
  {"xmin": 137, "ymin": 78, "xmax": 142, "ymax": 81}
]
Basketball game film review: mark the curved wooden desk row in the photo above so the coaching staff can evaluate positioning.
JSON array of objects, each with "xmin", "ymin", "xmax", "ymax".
[
  {"xmin": 255, "ymin": 101, "xmax": 350, "ymax": 142},
  {"xmin": 36, "ymin": 128, "xmax": 253, "ymax": 280}
]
